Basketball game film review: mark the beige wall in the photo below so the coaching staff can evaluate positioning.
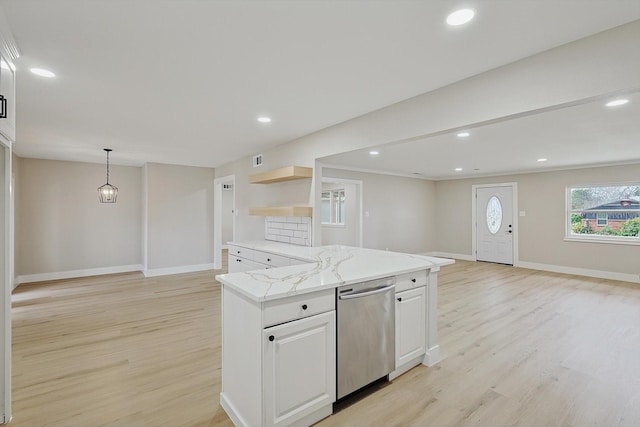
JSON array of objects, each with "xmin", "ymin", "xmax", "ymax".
[
  {"xmin": 144, "ymin": 163, "xmax": 215, "ymax": 272},
  {"xmin": 323, "ymin": 168, "xmax": 436, "ymax": 254},
  {"xmin": 215, "ymin": 22, "xmax": 640, "ymax": 246},
  {"xmin": 435, "ymin": 163, "xmax": 640, "ymax": 277},
  {"xmin": 16, "ymin": 158, "xmax": 142, "ymax": 278}
]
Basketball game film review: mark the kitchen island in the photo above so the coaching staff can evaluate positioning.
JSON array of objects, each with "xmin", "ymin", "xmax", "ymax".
[{"xmin": 216, "ymin": 242, "xmax": 453, "ymax": 427}]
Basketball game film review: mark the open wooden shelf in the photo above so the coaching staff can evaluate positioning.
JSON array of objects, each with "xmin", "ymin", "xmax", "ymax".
[
  {"xmin": 249, "ymin": 166, "xmax": 313, "ymax": 184},
  {"xmin": 248, "ymin": 206, "xmax": 313, "ymax": 217}
]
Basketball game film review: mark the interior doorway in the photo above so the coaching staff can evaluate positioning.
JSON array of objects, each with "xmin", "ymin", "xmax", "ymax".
[
  {"xmin": 473, "ymin": 183, "xmax": 518, "ymax": 265},
  {"xmin": 320, "ymin": 177, "xmax": 363, "ymax": 247},
  {"xmin": 213, "ymin": 175, "xmax": 235, "ymax": 270}
]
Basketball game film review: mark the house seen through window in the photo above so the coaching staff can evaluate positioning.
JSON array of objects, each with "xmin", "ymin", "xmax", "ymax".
[
  {"xmin": 322, "ymin": 189, "xmax": 345, "ymax": 225},
  {"xmin": 568, "ymin": 184, "xmax": 640, "ymax": 242}
]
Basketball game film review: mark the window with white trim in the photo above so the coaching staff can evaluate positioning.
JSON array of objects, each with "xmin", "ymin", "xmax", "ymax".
[
  {"xmin": 321, "ymin": 189, "xmax": 345, "ymax": 225},
  {"xmin": 567, "ymin": 184, "xmax": 640, "ymax": 243}
]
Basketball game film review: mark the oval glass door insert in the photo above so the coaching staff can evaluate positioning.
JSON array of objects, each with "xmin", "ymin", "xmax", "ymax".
[{"xmin": 486, "ymin": 196, "xmax": 502, "ymax": 234}]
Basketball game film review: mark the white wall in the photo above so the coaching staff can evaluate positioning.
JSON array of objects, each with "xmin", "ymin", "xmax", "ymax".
[
  {"xmin": 144, "ymin": 163, "xmax": 215, "ymax": 275},
  {"xmin": 215, "ymin": 22, "xmax": 640, "ymax": 245},
  {"xmin": 0, "ymin": 143, "xmax": 9, "ymax": 422},
  {"xmin": 221, "ymin": 187, "xmax": 234, "ymax": 246},
  {"xmin": 15, "ymin": 158, "xmax": 143, "ymax": 282},
  {"xmin": 435, "ymin": 163, "xmax": 640, "ymax": 280}
]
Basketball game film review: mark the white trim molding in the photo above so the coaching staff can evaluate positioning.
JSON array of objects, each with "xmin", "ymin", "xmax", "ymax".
[
  {"xmin": 143, "ymin": 263, "xmax": 215, "ymax": 278},
  {"xmin": 516, "ymin": 261, "xmax": 640, "ymax": 284},
  {"xmin": 15, "ymin": 264, "xmax": 144, "ymax": 286}
]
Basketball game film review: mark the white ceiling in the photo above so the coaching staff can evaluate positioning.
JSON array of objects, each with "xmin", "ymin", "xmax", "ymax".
[
  {"xmin": 320, "ymin": 90, "xmax": 640, "ymax": 180},
  {"xmin": 3, "ymin": 0, "xmax": 640, "ymax": 168}
]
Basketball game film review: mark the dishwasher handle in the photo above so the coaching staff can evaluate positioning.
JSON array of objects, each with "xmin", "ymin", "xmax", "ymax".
[{"xmin": 338, "ymin": 284, "xmax": 394, "ymax": 300}]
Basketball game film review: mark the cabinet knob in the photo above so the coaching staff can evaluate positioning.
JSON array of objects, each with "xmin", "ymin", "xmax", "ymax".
[
  {"xmin": 302, "ymin": 304, "xmax": 308, "ymax": 310},
  {"xmin": 237, "ymin": 259, "xmax": 241, "ymax": 262},
  {"xmin": 268, "ymin": 335, "xmax": 275, "ymax": 342},
  {"xmin": 267, "ymin": 258, "xmax": 271, "ymax": 262},
  {"xmin": 397, "ymin": 297, "xmax": 402, "ymax": 302},
  {"xmin": 411, "ymin": 278, "xmax": 416, "ymax": 283}
]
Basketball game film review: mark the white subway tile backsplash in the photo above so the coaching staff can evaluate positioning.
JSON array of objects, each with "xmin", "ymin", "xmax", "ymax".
[
  {"xmin": 265, "ymin": 216, "xmax": 312, "ymax": 246},
  {"xmin": 290, "ymin": 237, "xmax": 307, "ymax": 246}
]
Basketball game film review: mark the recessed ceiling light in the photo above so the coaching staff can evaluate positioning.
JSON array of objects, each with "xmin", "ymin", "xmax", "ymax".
[
  {"xmin": 446, "ymin": 9, "xmax": 475, "ymax": 26},
  {"xmin": 457, "ymin": 132, "xmax": 470, "ymax": 138},
  {"xmin": 30, "ymin": 68, "xmax": 56, "ymax": 78},
  {"xmin": 605, "ymin": 99, "xmax": 629, "ymax": 107},
  {"xmin": 454, "ymin": 167, "xmax": 463, "ymax": 172},
  {"xmin": 369, "ymin": 151, "xmax": 379, "ymax": 156},
  {"xmin": 257, "ymin": 116, "xmax": 271, "ymax": 123},
  {"xmin": 537, "ymin": 158, "xmax": 548, "ymax": 162}
]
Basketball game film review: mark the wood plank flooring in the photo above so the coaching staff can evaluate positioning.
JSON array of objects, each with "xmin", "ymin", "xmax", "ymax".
[{"xmin": 8, "ymin": 260, "xmax": 640, "ymax": 426}]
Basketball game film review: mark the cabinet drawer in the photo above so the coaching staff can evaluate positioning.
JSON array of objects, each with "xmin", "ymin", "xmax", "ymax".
[
  {"xmin": 229, "ymin": 255, "xmax": 267, "ymax": 273},
  {"xmin": 253, "ymin": 250, "xmax": 290, "ymax": 267},
  {"xmin": 395, "ymin": 269, "xmax": 428, "ymax": 293},
  {"xmin": 263, "ymin": 289, "xmax": 335, "ymax": 328},
  {"xmin": 228, "ymin": 244, "xmax": 254, "ymax": 260}
]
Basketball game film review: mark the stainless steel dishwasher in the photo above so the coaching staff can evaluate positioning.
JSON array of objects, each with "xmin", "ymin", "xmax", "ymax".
[{"xmin": 336, "ymin": 277, "xmax": 395, "ymax": 400}]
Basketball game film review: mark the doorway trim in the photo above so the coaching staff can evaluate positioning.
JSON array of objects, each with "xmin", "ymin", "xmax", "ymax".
[
  {"xmin": 214, "ymin": 174, "xmax": 235, "ymax": 270},
  {"xmin": 321, "ymin": 176, "xmax": 363, "ymax": 247},
  {"xmin": 471, "ymin": 182, "xmax": 519, "ymax": 266},
  {"xmin": 1, "ymin": 142, "xmax": 11, "ymax": 423}
]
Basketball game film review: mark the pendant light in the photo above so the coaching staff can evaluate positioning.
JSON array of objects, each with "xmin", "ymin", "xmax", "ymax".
[{"xmin": 98, "ymin": 148, "xmax": 118, "ymax": 203}]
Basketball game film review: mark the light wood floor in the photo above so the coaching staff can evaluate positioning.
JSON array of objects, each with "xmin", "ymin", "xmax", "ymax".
[{"xmin": 8, "ymin": 260, "xmax": 640, "ymax": 426}]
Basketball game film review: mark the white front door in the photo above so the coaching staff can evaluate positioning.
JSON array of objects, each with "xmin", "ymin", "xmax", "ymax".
[{"xmin": 476, "ymin": 186, "xmax": 514, "ymax": 265}]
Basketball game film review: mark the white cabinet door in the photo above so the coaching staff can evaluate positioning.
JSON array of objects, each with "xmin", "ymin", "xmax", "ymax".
[
  {"xmin": 0, "ymin": 52, "xmax": 15, "ymax": 143},
  {"xmin": 396, "ymin": 287, "xmax": 426, "ymax": 367},
  {"xmin": 263, "ymin": 311, "xmax": 335, "ymax": 427}
]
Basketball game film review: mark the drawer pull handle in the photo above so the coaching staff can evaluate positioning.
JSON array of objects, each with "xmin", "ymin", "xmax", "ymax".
[
  {"xmin": 302, "ymin": 304, "xmax": 308, "ymax": 310},
  {"xmin": 397, "ymin": 297, "xmax": 402, "ymax": 302},
  {"xmin": 268, "ymin": 335, "xmax": 275, "ymax": 342},
  {"xmin": 411, "ymin": 278, "xmax": 416, "ymax": 283},
  {"xmin": 237, "ymin": 259, "xmax": 241, "ymax": 262}
]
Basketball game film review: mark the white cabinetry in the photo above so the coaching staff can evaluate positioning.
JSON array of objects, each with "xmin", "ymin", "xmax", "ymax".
[
  {"xmin": 227, "ymin": 244, "xmax": 308, "ymax": 274},
  {"xmin": 395, "ymin": 286, "xmax": 426, "ymax": 367},
  {"xmin": 264, "ymin": 311, "xmax": 335, "ymax": 427},
  {"xmin": 0, "ymin": 50, "xmax": 15, "ymax": 144},
  {"xmin": 221, "ymin": 287, "xmax": 335, "ymax": 427}
]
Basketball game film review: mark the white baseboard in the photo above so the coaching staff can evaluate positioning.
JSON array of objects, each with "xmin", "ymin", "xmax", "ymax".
[
  {"xmin": 516, "ymin": 261, "xmax": 640, "ymax": 284},
  {"xmin": 422, "ymin": 251, "xmax": 475, "ymax": 262},
  {"xmin": 423, "ymin": 345, "xmax": 441, "ymax": 367},
  {"xmin": 143, "ymin": 263, "xmax": 215, "ymax": 278},
  {"xmin": 15, "ymin": 264, "xmax": 144, "ymax": 286}
]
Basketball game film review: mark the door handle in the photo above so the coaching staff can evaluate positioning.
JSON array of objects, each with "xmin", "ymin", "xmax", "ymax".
[
  {"xmin": 0, "ymin": 95, "xmax": 7, "ymax": 119},
  {"xmin": 339, "ymin": 284, "xmax": 395, "ymax": 300}
]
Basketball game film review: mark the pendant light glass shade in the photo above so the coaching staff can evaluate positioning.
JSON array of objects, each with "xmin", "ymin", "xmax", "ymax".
[{"xmin": 98, "ymin": 148, "xmax": 118, "ymax": 203}]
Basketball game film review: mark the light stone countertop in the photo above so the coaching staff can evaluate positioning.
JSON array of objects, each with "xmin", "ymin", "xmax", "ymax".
[{"xmin": 216, "ymin": 241, "xmax": 454, "ymax": 302}]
